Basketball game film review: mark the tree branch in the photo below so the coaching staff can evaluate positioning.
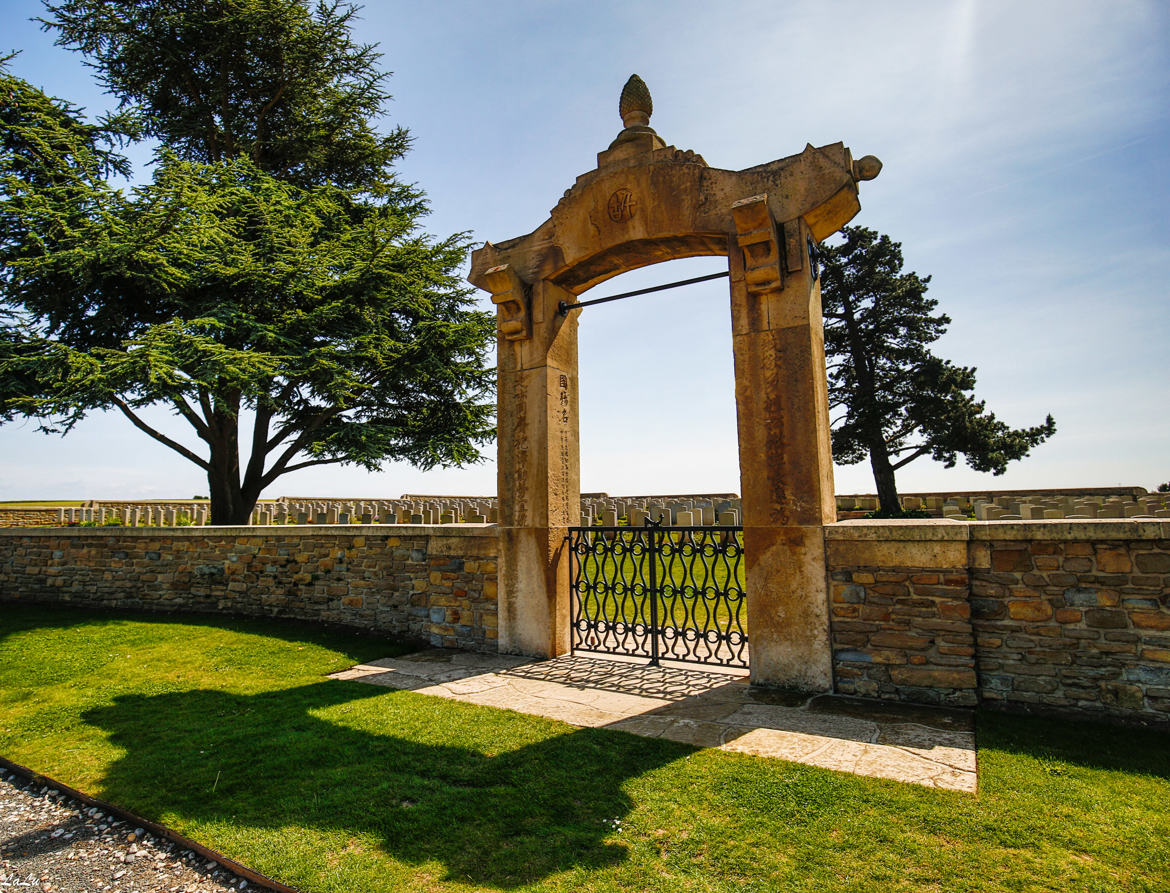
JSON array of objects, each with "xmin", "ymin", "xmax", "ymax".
[
  {"xmin": 891, "ymin": 446, "xmax": 931, "ymax": 470},
  {"xmin": 259, "ymin": 410, "xmax": 339, "ymax": 488},
  {"xmin": 170, "ymin": 395, "xmax": 212, "ymax": 442},
  {"xmin": 197, "ymin": 386, "xmax": 216, "ymax": 434},
  {"xmin": 113, "ymin": 399, "xmax": 211, "ymax": 470},
  {"xmin": 887, "ymin": 441, "xmax": 926, "ymax": 456},
  {"xmin": 241, "ymin": 396, "xmax": 275, "ymax": 493},
  {"xmin": 254, "ymin": 83, "xmax": 288, "ymax": 136},
  {"xmin": 885, "ymin": 421, "xmax": 920, "ymax": 444},
  {"xmin": 276, "ymin": 456, "xmax": 346, "ymax": 476},
  {"xmin": 265, "ymin": 404, "xmax": 343, "ymax": 453}
]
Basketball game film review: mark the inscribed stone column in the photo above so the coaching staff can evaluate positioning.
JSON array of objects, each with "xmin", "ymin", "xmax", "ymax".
[
  {"xmin": 481, "ymin": 265, "xmax": 580, "ymax": 657},
  {"xmin": 730, "ymin": 195, "xmax": 836, "ymax": 690}
]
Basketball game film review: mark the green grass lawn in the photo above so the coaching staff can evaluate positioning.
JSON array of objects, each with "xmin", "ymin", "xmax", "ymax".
[{"xmin": 1, "ymin": 605, "xmax": 1168, "ymax": 892}]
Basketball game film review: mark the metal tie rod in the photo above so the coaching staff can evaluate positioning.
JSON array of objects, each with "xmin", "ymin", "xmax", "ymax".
[{"xmin": 557, "ymin": 270, "xmax": 730, "ymax": 316}]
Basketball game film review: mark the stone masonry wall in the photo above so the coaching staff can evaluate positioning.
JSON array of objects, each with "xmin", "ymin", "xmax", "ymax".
[
  {"xmin": 0, "ymin": 508, "xmax": 59, "ymax": 526},
  {"xmin": 970, "ymin": 525, "xmax": 1170, "ymax": 719},
  {"xmin": 827, "ymin": 524, "xmax": 977, "ymax": 706},
  {"xmin": 827, "ymin": 520, "xmax": 1170, "ymax": 725},
  {"xmin": 0, "ymin": 526, "xmax": 498, "ymax": 651},
  {"xmin": 4, "ymin": 518, "xmax": 1168, "ymax": 726}
]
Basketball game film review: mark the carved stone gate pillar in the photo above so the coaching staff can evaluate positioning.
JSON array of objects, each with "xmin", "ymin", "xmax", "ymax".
[
  {"xmin": 481, "ymin": 265, "xmax": 579, "ymax": 657},
  {"xmin": 730, "ymin": 197, "xmax": 836, "ymax": 689}
]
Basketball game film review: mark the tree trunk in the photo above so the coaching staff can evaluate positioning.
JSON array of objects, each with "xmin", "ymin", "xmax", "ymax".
[
  {"xmin": 836, "ymin": 286, "xmax": 903, "ymax": 514},
  {"xmin": 869, "ymin": 438, "xmax": 902, "ymax": 514},
  {"xmin": 207, "ymin": 468, "xmax": 259, "ymax": 524},
  {"xmin": 206, "ymin": 412, "xmax": 260, "ymax": 525}
]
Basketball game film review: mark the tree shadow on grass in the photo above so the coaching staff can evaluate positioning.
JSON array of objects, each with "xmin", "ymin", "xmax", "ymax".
[
  {"xmin": 81, "ymin": 680, "xmax": 694, "ymax": 888},
  {"xmin": 976, "ymin": 708, "xmax": 1170, "ymax": 780},
  {"xmin": 0, "ymin": 603, "xmax": 414, "ymax": 660}
]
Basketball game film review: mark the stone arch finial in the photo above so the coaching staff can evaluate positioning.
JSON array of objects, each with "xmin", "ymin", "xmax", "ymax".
[{"xmin": 619, "ymin": 74, "xmax": 652, "ymax": 128}]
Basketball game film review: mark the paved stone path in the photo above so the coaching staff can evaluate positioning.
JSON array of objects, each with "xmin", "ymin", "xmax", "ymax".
[{"xmin": 331, "ymin": 650, "xmax": 977, "ymax": 792}]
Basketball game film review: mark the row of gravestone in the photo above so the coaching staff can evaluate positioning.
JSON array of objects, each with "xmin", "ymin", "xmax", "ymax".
[
  {"xmin": 967, "ymin": 494, "xmax": 1170, "ymax": 521},
  {"xmin": 61, "ymin": 495, "xmax": 742, "ymax": 527},
  {"xmin": 56, "ymin": 489, "xmax": 1170, "ymax": 527},
  {"xmin": 579, "ymin": 495, "xmax": 742, "ymax": 527},
  {"xmin": 61, "ymin": 497, "xmax": 501, "ymax": 527},
  {"xmin": 834, "ymin": 490, "xmax": 1165, "ymax": 518}
]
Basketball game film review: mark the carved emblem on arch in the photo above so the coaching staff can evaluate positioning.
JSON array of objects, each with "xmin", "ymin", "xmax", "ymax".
[
  {"xmin": 482, "ymin": 263, "xmax": 532, "ymax": 341},
  {"xmin": 606, "ymin": 188, "xmax": 637, "ymax": 222}
]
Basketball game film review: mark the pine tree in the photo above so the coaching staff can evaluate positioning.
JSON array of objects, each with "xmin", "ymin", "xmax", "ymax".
[
  {"xmin": 819, "ymin": 226, "xmax": 1055, "ymax": 514},
  {"xmin": 0, "ymin": 3, "xmax": 494, "ymax": 524}
]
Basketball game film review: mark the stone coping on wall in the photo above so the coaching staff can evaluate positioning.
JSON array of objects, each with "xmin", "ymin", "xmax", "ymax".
[
  {"xmin": 827, "ymin": 518, "xmax": 969, "ymax": 540},
  {"xmin": 838, "ymin": 486, "xmax": 1150, "ymax": 499},
  {"xmin": 0, "ymin": 523, "xmax": 497, "ymax": 538},
  {"xmin": 828, "ymin": 518, "xmax": 1170, "ymax": 541},
  {"xmin": 966, "ymin": 519, "xmax": 1170, "ymax": 540}
]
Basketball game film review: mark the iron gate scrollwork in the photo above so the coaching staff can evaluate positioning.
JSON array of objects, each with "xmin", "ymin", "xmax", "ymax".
[{"xmin": 567, "ymin": 521, "xmax": 748, "ymax": 668}]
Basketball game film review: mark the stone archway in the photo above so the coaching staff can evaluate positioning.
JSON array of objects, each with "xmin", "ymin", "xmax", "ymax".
[{"xmin": 468, "ymin": 76, "xmax": 880, "ymax": 690}]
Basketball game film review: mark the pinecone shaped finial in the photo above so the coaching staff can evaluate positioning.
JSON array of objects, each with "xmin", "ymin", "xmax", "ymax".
[{"xmin": 619, "ymin": 74, "xmax": 652, "ymax": 129}]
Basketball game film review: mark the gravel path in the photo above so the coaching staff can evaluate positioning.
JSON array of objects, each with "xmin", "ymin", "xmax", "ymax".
[{"xmin": 0, "ymin": 766, "xmax": 261, "ymax": 893}]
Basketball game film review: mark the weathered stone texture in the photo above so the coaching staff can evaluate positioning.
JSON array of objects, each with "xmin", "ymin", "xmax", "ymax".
[
  {"xmin": 0, "ymin": 508, "xmax": 58, "ymax": 526},
  {"xmin": 828, "ymin": 553, "xmax": 976, "ymax": 708},
  {"xmin": 827, "ymin": 521, "xmax": 1170, "ymax": 726},
  {"xmin": 971, "ymin": 534, "xmax": 1170, "ymax": 723},
  {"xmin": 0, "ymin": 526, "xmax": 498, "ymax": 651}
]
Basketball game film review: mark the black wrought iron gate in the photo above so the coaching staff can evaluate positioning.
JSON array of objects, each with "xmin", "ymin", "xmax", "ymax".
[{"xmin": 567, "ymin": 521, "xmax": 748, "ymax": 668}]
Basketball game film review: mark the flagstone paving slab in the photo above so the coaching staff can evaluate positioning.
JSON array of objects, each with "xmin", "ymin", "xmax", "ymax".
[{"xmin": 330, "ymin": 650, "xmax": 977, "ymax": 792}]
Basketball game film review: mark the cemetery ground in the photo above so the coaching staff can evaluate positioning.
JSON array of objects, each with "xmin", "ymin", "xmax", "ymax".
[{"xmin": 1, "ymin": 606, "xmax": 1168, "ymax": 893}]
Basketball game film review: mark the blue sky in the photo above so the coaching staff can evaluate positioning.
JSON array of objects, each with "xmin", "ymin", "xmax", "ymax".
[{"xmin": 2, "ymin": 0, "xmax": 1168, "ymax": 500}]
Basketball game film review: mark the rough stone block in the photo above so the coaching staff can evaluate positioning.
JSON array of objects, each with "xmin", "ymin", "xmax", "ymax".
[
  {"xmin": 1008, "ymin": 600, "xmax": 1053, "ymax": 621},
  {"xmin": 938, "ymin": 644, "xmax": 975, "ymax": 657},
  {"xmin": 1135, "ymin": 553, "xmax": 1170, "ymax": 573},
  {"xmin": 1122, "ymin": 598, "xmax": 1160, "ymax": 610},
  {"xmin": 1125, "ymin": 665, "xmax": 1170, "ymax": 686},
  {"xmin": 1063, "ymin": 587, "xmax": 1098, "ymax": 607},
  {"xmin": 992, "ymin": 549, "xmax": 1031, "ymax": 573},
  {"xmin": 834, "ymin": 584, "xmax": 865, "ymax": 604},
  {"xmin": 1132, "ymin": 612, "xmax": 1170, "ymax": 631},
  {"xmin": 869, "ymin": 630, "xmax": 933, "ymax": 650},
  {"xmin": 888, "ymin": 666, "xmax": 977, "ymax": 689},
  {"xmin": 937, "ymin": 601, "xmax": 970, "ymax": 620},
  {"xmin": 1095, "ymin": 547, "xmax": 1132, "ymax": 573},
  {"xmin": 1084, "ymin": 608, "xmax": 1128, "ymax": 629},
  {"xmin": 971, "ymin": 579, "xmax": 1007, "ymax": 599},
  {"xmin": 970, "ymin": 598, "xmax": 1006, "ymax": 620},
  {"xmin": 865, "ymin": 650, "xmax": 909, "ymax": 664}
]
